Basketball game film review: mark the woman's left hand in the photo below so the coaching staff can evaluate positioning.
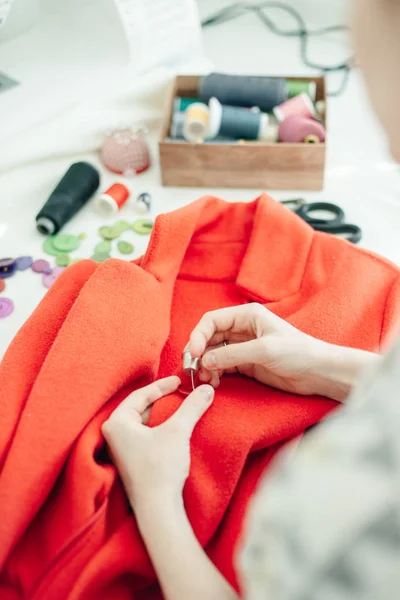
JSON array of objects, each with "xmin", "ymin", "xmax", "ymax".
[{"xmin": 102, "ymin": 376, "xmax": 214, "ymax": 510}]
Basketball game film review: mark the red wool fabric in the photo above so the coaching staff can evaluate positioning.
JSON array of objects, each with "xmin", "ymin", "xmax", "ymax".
[{"xmin": 0, "ymin": 194, "xmax": 399, "ymax": 600}]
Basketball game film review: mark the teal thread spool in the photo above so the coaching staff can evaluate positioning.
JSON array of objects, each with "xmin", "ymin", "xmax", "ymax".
[
  {"xmin": 287, "ymin": 80, "xmax": 317, "ymax": 101},
  {"xmin": 208, "ymin": 97, "xmax": 269, "ymax": 141},
  {"xmin": 174, "ymin": 97, "xmax": 202, "ymax": 112}
]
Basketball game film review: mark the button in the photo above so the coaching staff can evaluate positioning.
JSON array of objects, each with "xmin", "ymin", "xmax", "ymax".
[
  {"xmin": 43, "ymin": 237, "xmax": 63, "ymax": 256},
  {"xmin": 42, "ymin": 266, "xmax": 65, "ymax": 289},
  {"xmin": 31, "ymin": 259, "xmax": 51, "ymax": 273},
  {"xmin": 0, "ymin": 297, "xmax": 14, "ymax": 318},
  {"xmin": 52, "ymin": 234, "xmax": 81, "ymax": 252},
  {"xmin": 99, "ymin": 225, "xmax": 120, "ymax": 240},
  {"xmin": 55, "ymin": 254, "xmax": 70, "ymax": 267},
  {"xmin": 114, "ymin": 220, "xmax": 131, "ymax": 234},
  {"xmin": 91, "ymin": 252, "xmax": 110, "ymax": 262},
  {"xmin": 0, "ymin": 258, "xmax": 16, "ymax": 278},
  {"xmin": 15, "ymin": 256, "xmax": 33, "ymax": 271},
  {"xmin": 0, "ymin": 278, "xmax": 5, "ymax": 293},
  {"xmin": 94, "ymin": 241, "xmax": 111, "ymax": 254},
  {"xmin": 117, "ymin": 240, "xmax": 134, "ymax": 255},
  {"xmin": 132, "ymin": 219, "xmax": 153, "ymax": 235}
]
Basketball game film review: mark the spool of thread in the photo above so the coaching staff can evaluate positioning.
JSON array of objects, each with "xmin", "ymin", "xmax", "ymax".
[
  {"xmin": 208, "ymin": 97, "xmax": 268, "ymax": 141},
  {"xmin": 170, "ymin": 110, "xmax": 185, "ymax": 139},
  {"xmin": 183, "ymin": 102, "xmax": 210, "ymax": 142},
  {"xmin": 287, "ymin": 80, "xmax": 317, "ymax": 101},
  {"xmin": 315, "ymin": 100, "xmax": 326, "ymax": 120},
  {"xmin": 278, "ymin": 116, "xmax": 326, "ymax": 143},
  {"xmin": 174, "ymin": 97, "xmax": 202, "ymax": 112},
  {"xmin": 95, "ymin": 183, "xmax": 130, "ymax": 215},
  {"xmin": 36, "ymin": 162, "xmax": 100, "ymax": 235},
  {"xmin": 273, "ymin": 92, "xmax": 317, "ymax": 122},
  {"xmin": 199, "ymin": 73, "xmax": 288, "ymax": 112}
]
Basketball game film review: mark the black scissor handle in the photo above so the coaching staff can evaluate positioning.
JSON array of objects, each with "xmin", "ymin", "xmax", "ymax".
[
  {"xmin": 314, "ymin": 223, "xmax": 362, "ymax": 244},
  {"xmin": 295, "ymin": 202, "xmax": 345, "ymax": 227}
]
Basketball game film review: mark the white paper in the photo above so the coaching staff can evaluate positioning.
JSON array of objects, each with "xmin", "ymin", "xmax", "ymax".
[{"xmin": 112, "ymin": 0, "xmax": 204, "ymax": 72}]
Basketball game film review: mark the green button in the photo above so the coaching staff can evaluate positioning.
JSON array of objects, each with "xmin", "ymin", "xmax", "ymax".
[
  {"xmin": 43, "ymin": 237, "xmax": 63, "ymax": 256},
  {"xmin": 118, "ymin": 240, "xmax": 134, "ymax": 255},
  {"xmin": 53, "ymin": 234, "xmax": 80, "ymax": 252},
  {"xmin": 91, "ymin": 252, "xmax": 110, "ymax": 262},
  {"xmin": 114, "ymin": 220, "xmax": 131, "ymax": 234},
  {"xmin": 94, "ymin": 241, "xmax": 111, "ymax": 254},
  {"xmin": 55, "ymin": 253, "xmax": 70, "ymax": 266},
  {"xmin": 132, "ymin": 219, "xmax": 153, "ymax": 235},
  {"xmin": 99, "ymin": 225, "xmax": 120, "ymax": 240}
]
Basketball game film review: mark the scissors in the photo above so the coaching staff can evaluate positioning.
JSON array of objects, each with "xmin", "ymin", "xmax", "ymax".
[{"xmin": 281, "ymin": 199, "xmax": 362, "ymax": 244}]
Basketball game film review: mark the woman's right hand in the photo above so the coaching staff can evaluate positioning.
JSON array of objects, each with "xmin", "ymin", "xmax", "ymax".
[{"xmin": 187, "ymin": 304, "xmax": 375, "ymax": 402}]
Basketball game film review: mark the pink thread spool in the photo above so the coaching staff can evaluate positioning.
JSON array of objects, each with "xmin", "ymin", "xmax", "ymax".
[
  {"xmin": 273, "ymin": 92, "xmax": 316, "ymax": 122},
  {"xmin": 100, "ymin": 128, "xmax": 150, "ymax": 177},
  {"xmin": 278, "ymin": 116, "xmax": 326, "ymax": 144}
]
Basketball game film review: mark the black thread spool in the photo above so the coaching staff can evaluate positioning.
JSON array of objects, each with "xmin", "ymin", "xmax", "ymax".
[
  {"xmin": 199, "ymin": 73, "xmax": 288, "ymax": 112},
  {"xmin": 36, "ymin": 162, "xmax": 100, "ymax": 235}
]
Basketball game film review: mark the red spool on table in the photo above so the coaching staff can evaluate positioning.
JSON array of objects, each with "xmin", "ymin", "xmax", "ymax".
[{"xmin": 95, "ymin": 183, "xmax": 131, "ymax": 215}]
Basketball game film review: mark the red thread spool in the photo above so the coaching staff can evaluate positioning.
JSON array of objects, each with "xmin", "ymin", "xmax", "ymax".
[
  {"xmin": 278, "ymin": 115, "xmax": 326, "ymax": 143},
  {"xmin": 273, "ymin": 92, "xmax": 316, "ymax": 122},
  {"xmin": 95, "ymin": 183, "xmax": 130, "ymax": 215}
]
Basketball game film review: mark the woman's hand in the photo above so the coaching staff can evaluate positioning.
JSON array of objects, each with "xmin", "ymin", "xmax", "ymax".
[
  {"xmin": 102, "ymin": 378, "xmax": 238, "ymax": 600},
  {"xmin": 102, "ymin": 376, "xmax": 214, "ymax": 510},
  {"xmin": 188, "ymin": 303, "xmax": 377, "ymax": 402}
]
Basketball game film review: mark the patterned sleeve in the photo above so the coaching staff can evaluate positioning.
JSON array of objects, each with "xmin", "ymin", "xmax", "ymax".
[{"xmin": 240, "ymin": 338, "xmax": 400, "ymax": 600}]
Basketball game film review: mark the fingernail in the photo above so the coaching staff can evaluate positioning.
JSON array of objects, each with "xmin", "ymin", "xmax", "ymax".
[
  {"xmin": 201, "ymin": 385, "xmax": 214, "ymax": 401},
  {"xmin": 203, "ymin": 352, "xmax": 216, "ymax": 367}
]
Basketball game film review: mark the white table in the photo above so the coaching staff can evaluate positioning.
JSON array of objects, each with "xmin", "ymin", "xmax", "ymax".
[{"xmin": 1, "ymin": 0, "xmax": 399, "ymax": 358}]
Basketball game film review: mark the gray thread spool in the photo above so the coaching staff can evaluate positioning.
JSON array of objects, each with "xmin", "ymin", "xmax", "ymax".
[
  {"xmin": 170, "ymin": 110, "xmax": 185, "ymax": 139},
  {"xmin": 199, "ymin": 73, "xmax": 288, "ymax": 112},
  {"xmin": 209, "ymin": 97, "xmax": 267, "ymax": 140}
]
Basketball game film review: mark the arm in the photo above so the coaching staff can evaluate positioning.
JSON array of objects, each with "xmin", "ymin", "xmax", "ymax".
[
  {"xmin": 102, "ymin": 377, "xmax": 238, "ymax": 600},
  {"xmin": 307, "ymin": 341, "xmax": 379, "ymax": 402},
  {"xmin": 136, "ymin": 497, "xmax": 238, "ymax": 600}
]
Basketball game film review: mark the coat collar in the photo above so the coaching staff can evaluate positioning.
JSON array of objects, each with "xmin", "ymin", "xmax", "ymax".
[{"xmin": 141, "ymin": 193, "xmax": 314, "ymax": 302}]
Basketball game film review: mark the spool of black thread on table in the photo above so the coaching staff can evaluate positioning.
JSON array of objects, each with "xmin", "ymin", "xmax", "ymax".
[
  {"xmin": 36, "ymin": 162, "xmax": 100, "ymax": 235},
  {"xmin": 199, "ymin": 73, "xmax": 288, "ymax": 112}
]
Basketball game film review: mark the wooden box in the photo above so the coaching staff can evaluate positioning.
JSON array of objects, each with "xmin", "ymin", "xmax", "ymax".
[{"xmin": 159, "ymin": 75, "xmax": 326, "ymax": 190}]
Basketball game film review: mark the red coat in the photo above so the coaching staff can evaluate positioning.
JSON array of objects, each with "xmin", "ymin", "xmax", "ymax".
[{"xmin": 0, "ymin": 194, "xmax": 399, "ymax": 599}]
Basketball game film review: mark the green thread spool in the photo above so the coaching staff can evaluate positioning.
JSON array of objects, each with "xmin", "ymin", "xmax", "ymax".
[
  {"xmin": 174, "ymin": 97, "xmax": 202, "ymax": 112},
  {"xmin": 287, "ymin": 80, "xmax": 317, "ymax": 101}
]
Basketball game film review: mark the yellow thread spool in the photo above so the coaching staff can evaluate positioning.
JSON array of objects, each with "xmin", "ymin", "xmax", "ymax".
[{"xmin": 184, "ymin": 102, "xmax": 210, "ymax": 143}]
